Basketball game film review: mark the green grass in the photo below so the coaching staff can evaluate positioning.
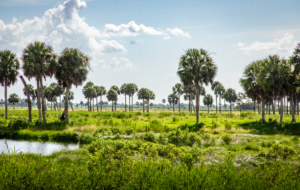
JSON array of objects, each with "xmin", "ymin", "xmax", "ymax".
[{"xmin": 1, "ymin": 108, "xmax": 300, "ymax": 189}]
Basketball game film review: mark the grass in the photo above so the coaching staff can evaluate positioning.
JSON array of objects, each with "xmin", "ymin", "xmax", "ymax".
[{"xmin": 1, "ymin": 108, "xmax": 300, "ymax": 189}]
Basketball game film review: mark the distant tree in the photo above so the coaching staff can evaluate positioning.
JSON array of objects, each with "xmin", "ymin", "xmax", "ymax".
[
  {"xmin": 168, "ymin": 93, "xmax": 179, "ymax": 112},
  {"xmin": 50, "ymin": 83, "xmax": 64, "ymax": 111},
  {"xmin": 138, "ymin": 88, "xmax": 149, "ymax": 113},
  {"xmin": 110, "ymin": 85, "xmax": 120, "ymax": 112},
  {"xmin": 83, "ymin": 82, "xmax": 94, "ymax": 111},
  {"xmin": 120, "ymin": 83, "xmax": 129, "ymax": 112},
  {"xmin": 44, "ymin": 86, "xmax": 56, "ymax": 111},
  {"xmin": 80, "ymin": 101, "xmax": 84, "ymax": 108},
  {"xmin": 64, "ymin": 90, "xmax": 74, "ymax": 111},
  {"xmin": 98, "ymin": 86, "xmax": 106, "ymax": 111},
  {"xmin": 172, "ymin": 83, "xmax": 184, "ymax": 112},
  {"xmin": 8, "ymin": 93, "xmax": 20, "ymax": 110},
  {"xmin": 203, "ymin": 94, "xmax": 213, "ymax": 113},
  {"xmin": 106, "ymin": 89, "xmax": 118, "ymax": 112},
  {"xmin": 0, "ymin": 50, "xmax": 20, "ymax": 119},
  {"xmin": 55, "ymin": 48, "xmax": 90, "ymax": 122},
  {"xmin": 211, "ymin": 81, "xmax": 221, "ymax": 113},
  {"xmin": 224, "ymin": 88, "xmax": 238, "ymax": 114},
  {"xmin": 150, "ymin": 102, "xmax": 153, "ymax": 109}
]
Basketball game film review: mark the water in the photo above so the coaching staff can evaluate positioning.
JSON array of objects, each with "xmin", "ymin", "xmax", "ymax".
[{"xmin": 0, "ymin": 139, "xmax": 79, "ymax": 155}]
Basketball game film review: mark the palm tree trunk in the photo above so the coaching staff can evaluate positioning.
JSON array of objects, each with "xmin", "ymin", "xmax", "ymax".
[
  {"xmin": 69, "ymin": 102, "xmax": 74, "ymax": 111},
  {"xmin": 143, "ymin": 99, "xmax": 145, "ymax": 113},
  {"xmin": 20, "ymin": 76, "xmax": 32, "ymax": 122},
  {"xmin": 60, "ymin": 96, "xmax": 61, "ymax": 111},
  {"xmin": 64, "ymin": 87, "xmax": 70, "ymax": 122},
  {"xmin": 189, "ymin": 94, "xmax": 191, "ymax": 112},
  {"xmin": 268, "ymin": 103, "xmax": 270, "ymax": 115},
  {"xmin": 254, "ymin": 100, "xmax": 256, "ymax": 113},
  {"xmin": 272, "ymin": 100, "xmax": 275, "ymax": 115},
  {"xmin": 147, "ymin": 99, "xmax": 149, "ymax": 113},
  {"xmin": 219, "ymin": 96, "xmax": 221, "ymax": 113},
  {"xmin": 93, "ymin": 98, "xmax": 94, "ymax": 112},
  {"xmin": 173, "ymin": 101, "xmax": 174, "ymax": 112},
  {"xmin": 261, "ymin": 98, "xmax": 265, "ymax": 121},
  {"xmin": 179, "ymin": 96, "xmax": 180, "ymax": 113},
  {"xmin": 287, "ymin": 98, "xmax": 289, "ymax": 115},
  {"xmin": 284, "ymin": 97, "xmax": 286, "ymax": 114},
  {"xmin": 280, "ymin": 97, "xmax": 283, "ymax": 124},
  {"xmin": 96, "ymin": 97, "xmax": 98, "ymax": 112},
  {"xmin": 125, "ymin": 94, "xmax": 127, "ymax": 112},
  {"xmin": 216, "ymin": 95, "xmax": 217, "ymax": 113},
  {"xmin": 101, "ymin": 96, "xmax": 103, "ymax": 111},
  {"xmin": 51, "ymin": 102, "xmax": 52, "ymax": 111},
  {"xmin": 115, "ymin": 101, "xmax": 116, "ymax": 112},
  {"xmin": 297, "ymin": 102, "xmax": 299, "ymax": 115},
  {"xmin": 195, "ymin": 84, "xmax": 200, "ymax": 123},
  {"xmin": 36, "ymin": 76, "xmax": 41, "ymax": 121},
  {"xmin": 208, "ymin": 105, "xmax": 209, "ymax": 113},
  {"xmin": 129, "ymin": 95, "xmax": 131, "ymax": 112},
  {"xmin": 230, "ymin": 101, "xmax": 232, "ymax": 114},
  {"xmin": 132, "ymin": 95, "xmax": 133, "ymax": 112},
  {"xmin": 291, "ymin": 91, "xmax": 295, "ymax": 122},
  {"xmin": 111, "ymin": 101, "xmax": 113, "ymax": 112}
]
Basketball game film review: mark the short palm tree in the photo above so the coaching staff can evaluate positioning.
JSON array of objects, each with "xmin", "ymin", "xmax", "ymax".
[
  {"xmin": 83, "ymin": 87, "xmax": 97, "ymax": 112},
  {"xmin": 146, "ymin": 90, "xmax": 155, "ymax": 112},
  {"xmin": 106, "ymin": 89, "xmax": 118, "ymax": 112},
  {"xmin": 203, "ymin": 94, "xmax": 213, "ymax": 113},
  {"xmin": 137, "ymin": 88, "xmax": 149, "ymax": 112},
  {"xmin": 110, "ymin": 85, "xmax": 120, "ymax": 111},
  {"xmin": 120, "ymin": 83, "xmax": 129, "ymax": 112},
  {"xmin": 50, "ymin": 83, "xmax": 64, "ymax": 111},
  {"xmin": 211, "ymin": 81, "xmax": 221, "ymax": 113},
  {"xmin": 98, "ymin": 86, "xmax": 106, "ymax": 111},
  {"xmin": 64, "ymin": 90, "xmax": 75, "ymax": 111},
  {"xmin": 83, "ymin": 82, "xmax": 94, "ymax": 111},
  {"xmin": 22, "ymin": 42, "xmax": 57, "ymax": 123},
  {"xmin": 162, "ymin": 99, "xmax": 166, "ymax": 108},
  {"xmin": 21, "ymin": 77, "xmax": 34, "ymax": 121},
  {"xmin": 0, "ymin": 50, "xmax": 20, "ymax": 119},
  {"xmin": 224, "ymin": 88, "xmax": 238, "ymax": 114},
  {"xmin": 44, "ymin": 86, "xmax": 56, "ymax": 111},
  {"xmin": 199, "ymin": 86, "xmax": 206, "ymax": 110},
  {"xmin": 172, "ymin": 83, "xmax": 184, "ymax": 112},
  {"xmin": 80, "ymin": 101, "xmax": 84, "ymax": 108},
  {"xmin": 8, "ymin": 93, "xmax": 20, "ymax": 110},
  {"xmin": 168, "ymin": 93, "xmax": 178, "ymax": 112},
  {"xmin": 55, "ymin": 48, "xmax": 90, "ymax": 122},
  {"xmin": 237, "ymin": 92, "xmax": 245, "ymax": 113}
]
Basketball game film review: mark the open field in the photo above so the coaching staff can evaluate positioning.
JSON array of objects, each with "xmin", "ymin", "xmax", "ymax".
[{"xmin": 1, "ymin": 109, "xmax": 300, "ymax": 189}]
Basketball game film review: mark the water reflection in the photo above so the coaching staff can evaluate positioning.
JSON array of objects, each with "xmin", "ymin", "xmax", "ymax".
[{"xmin": 0, "ymin": 139, "xmax": 79, "ymax": 155}]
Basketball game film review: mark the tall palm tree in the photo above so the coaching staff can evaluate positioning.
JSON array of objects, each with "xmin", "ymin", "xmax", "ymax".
[
  {"xmin": 214, "ymin": 84, "xmax": 225, "ymax": 113},
  {"xmin": 0, "ymin": 50, "xmax": 20, "ymax": 119},
  {"xmin": 83, "ymin": 87, "xmax": 96, "ymax": 112},
  {"xmin": 173, "ymin": 83, "xmax": 184, "ymax": 112},
  {"xmin": 8, "ymin": 93, "xmax": 20, "ymax": 110},
  {"xmin": 55, "ymin": 48, "xmax": 90, "ymax": 122},
  {"xmin": 44, "ymin": 86, "xmax": 56, "ymax": 111},
  {"xmin": 178, "ymin": 49, "xmax": 217, "ymax": 123},
  {"xmin": 168, "ymin": 93, "xmax": 178, "ymax": 112},
  {"xmin": 199, "ymin": 86, "xmax": 206, "ymax": 110},
  {"xmin": 80, "ymin": 101, "xmax": 84, "ymax": 108},
  {"xmin": 224, "ymin": 88, "xmax": 238, "ymax": 114},
  {"xmin": 137, "ymin": 88, "xmax": 149, "ymax": 113},
  {"xmin": 64, "ymin": 90, "xmax": 75, "ymax": 111},
  {"xmin": 237, "ymin": 92, "xmax": 245, "ymax": 113},
  {"xmin": 50, "ymin": 83, "xmax": 64, "ymax": 111},
  {"xmin": 203, "ymin": 94, "xmax": 213, "ymax": 113},
  {"xmin": 22, "ymin": 42, "xmax": 57, "ymax": 123},
  {"xmin": 211, "ymin": 81, "xmax": 220, "ymax": 113},
  {"xmin": 106, "ymin": 89, "xmax": 118, "ymax": 112},
  {"xmin": 130, "ymin": 83, "xmax": 138, "ymax": 112},
  {"xmin": 110, "ymin": 85, "xmax": 120, "ymax": 111},
  {"xmin": 183, "ymin": 85, "xmax": 195, "ymax": 112}
]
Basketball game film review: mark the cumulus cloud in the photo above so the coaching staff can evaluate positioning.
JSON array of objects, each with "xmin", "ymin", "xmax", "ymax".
[
  {"xmin": 0, "ymin": 0, "xmax": 191, "ymax": 56},
  {"xmin": 167, "ymin": 27, "xmax": 191, "ymax": 38},
  {"xmin": 238, "ymin": 33, "xmax": 298, "ymax": 55},
  {"xmin": 101, "ymin": 57, "xmax": 137, "ymax": 72},
  {"xmin": 0, "ymin": 0, "xmax": 126, "ymax": 55}
]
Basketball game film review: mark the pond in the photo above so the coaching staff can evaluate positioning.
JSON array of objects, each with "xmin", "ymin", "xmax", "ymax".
[{"xmin": 0, "ymin": 139, "xmax": 79, "ymax": 155}]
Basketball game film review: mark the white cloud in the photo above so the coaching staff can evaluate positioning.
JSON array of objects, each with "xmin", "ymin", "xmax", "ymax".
[
  {"xmin": 101, "ymin": 57, "xmax": 137, "ymax": 72},
  {"xmin": 167, "ymin": 27, "xmax": 191, "ymax": 38},
  {"xmin": 0, "ymin": 0, "xmax": 126, "ymax": 54},
  {"xmin": 238, "ymin": 33, "xmax": 298, "ymax": 55},
  {"xmin": 166, "ymin": 72, "xmax": 176, "ymax": 77}
]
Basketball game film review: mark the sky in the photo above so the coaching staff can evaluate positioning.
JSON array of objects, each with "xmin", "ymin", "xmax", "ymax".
[{"xmin": 0, "ymin": 0, "xmax": 300, "ymax": 105}]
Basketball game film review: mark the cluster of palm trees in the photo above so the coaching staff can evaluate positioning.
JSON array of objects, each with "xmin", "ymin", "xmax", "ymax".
[
  {"xmin": 0, "ymin": 41, "xmax": 90, "ymax": 123},
  {"xmin": 240, "ymin": 43, "xmax": 300, "ymax": 124}
]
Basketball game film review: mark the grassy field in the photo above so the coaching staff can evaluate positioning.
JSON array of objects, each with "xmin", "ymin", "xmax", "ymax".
[{"xmin": 1, "ymin": 108, "xmax": 300, "ymax": 189}]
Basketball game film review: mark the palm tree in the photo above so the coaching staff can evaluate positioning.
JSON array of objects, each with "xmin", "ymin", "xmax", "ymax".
[
  {"xmin": 168, "ymin": 93, "xmax": 178, "ymax": 112},
  {"xmin": 83, "ymin": 82, "xmax": 94, "ymax": 111},
  {"xmin": 137, "ymin": 88, "xmax": 149, "ymax": 113},
  {"xmin": 22, "ymin": 42, "xmax": 57, "ymax": 123},
  {"xmin": 211, "ymin": 81, "xmax": 220, "ymax": 113},
  {"xmin": 172, "ymin": 83, "xmax": 184, "ymax": 112},
  {"xmin": 130, "ymin": 83, "xmax": 138, "ymax": 112},
  {"xmin": 120, "ymin": 83, "xmax": 129, "ymax": 112},
  {"xmin": 106, "ymin": 89, "xmax": 118, "ymax": 112},
  {"xmin": 55, "ymin": 48, "xmax": 90, "ymax": 122},
  {"xmin": 64, "ymin": 90, "xmax": 75, "ymax": 111},
  {"xmin": 44, "ymin": 86, "xmax": 56, "ymax": 111},
  {"xmin": 183, "ymin": 85, "xmax": 196, "ymax": 112},
  {"xmin": 8, "ymin": 93, "xmax": 20, "ymax": 110},
  {"xmin": 110, "ymin": 85, "xmax": 120, "ymax": 111},
  {"xmin": 0, "ymin": 50, "xmax": 20, "ymax": 119},
  {"xmin": 199, "ymin": 86, "xmax": 206, "ymax": 110},
  {"xmin": 50, "ymin": 83, "xmax": 64, "ymax": 111},
  {"xmin": 146, "ymin": 90, "xmax": 155, "ymax": 113},
  {"xmin": 203, "ymin": 94, "xmax": 213, "ymax": 113},
  {"xmin": 83, "ymin": 87, "xmax": 96, "ymax": 112},
  {"xmin": 224, "ymin": 88, "xmax": 238, "ymax": 114},
  {"xmin": 237, "ymin": 92, "xmax": 245, "ymax": 113},
  {"xmin": 80, "ymin": 101, "xmax": 84, "ymax": 108},
  {"xmin": 162, "ymin": 99, "xmax": 166, "ymax": 108},
  {"xmin": 214, "ymin": 84, "xmax": 225, "ymax": 113},
  {"xmin": 97, "ymin": 86, "xmax": 106, "ymax": 111}
]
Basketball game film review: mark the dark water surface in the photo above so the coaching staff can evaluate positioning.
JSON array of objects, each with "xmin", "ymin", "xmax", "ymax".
[{"xmin": 0, "ymin": 139, "xmax": 79, "ymax": 155}]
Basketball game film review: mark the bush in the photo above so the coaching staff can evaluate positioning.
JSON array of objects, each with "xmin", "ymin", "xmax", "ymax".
[
  {"xmin": 172, "ymin": 117, "xmax": 179, "ymax": 122},
  {"xmin": 111, "ymin": 127, "xmax": 123, "ymax": 135},
  {"xmin": 185, "ymin": 132, "xmax": 202, "ymax": 146},
  {"xmin": 141, "ymin": 132, "xmax": 156, "ymax": 143},
  {"xmin": 243, "ymin": 143, "xmax": 260, "ymax": 151},
  {"xmin": 222, "ymin": 134, "xmax": 232, "ymax": 145},
  {"xmin": 225, "ymin": 122, "xmax": 232, "ymax": 130},
  {"xmin": 259, "ymin": 143, "xmax": 296, "ymax": 159},
  {"xmin": 125, "ymin": 128, "xmax": 134, "ymax": 135}
]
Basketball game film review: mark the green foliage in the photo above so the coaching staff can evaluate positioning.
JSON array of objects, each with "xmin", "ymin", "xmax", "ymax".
[{"xmin": 222, "ymin": 134, "xmax": 233, "ymax": 145}]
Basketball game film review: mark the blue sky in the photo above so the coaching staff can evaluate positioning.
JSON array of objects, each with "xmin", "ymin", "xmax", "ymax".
[{"xmin": 1, "ymin": 0, "xmax": 300, "ymax": 104}]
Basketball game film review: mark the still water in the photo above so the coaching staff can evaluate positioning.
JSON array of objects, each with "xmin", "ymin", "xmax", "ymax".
[{"xmin": 0, "ymin": 139, "xmax": 79, "ymax": 155}]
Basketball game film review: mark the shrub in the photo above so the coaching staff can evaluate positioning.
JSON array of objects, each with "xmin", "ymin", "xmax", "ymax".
[
  {"xmin": 243, "ymin": 143, "xmax": 260, "ymax": 151},
  {"xmin": 259, "ymin": 143, "xmax": 296, "ymax": 159},
  {"xmin": 141, "ymin": 132, "xmax": 156, "ymax": 143},
  {"xmin": 125, "ymin": 128, "xmax": 134, "ymax": 135},
  {"xmin": 172, "ymin": 117, "xmax": 179, "ymax": 122},
  {"xmin": 202, "ymin": 133, "xmax": 210, "ymax": 142},
  {"xmin": 222, "ymin": 134, "xmax": 232, "ymax": 145},
  {"xmin": 185, "ymin": 132, "xmax": 202, "ymax": 146},
  {"xmin": 111, "ymin": 127, "xmax": 122, "ymax": 135},
  {"xmin": 225, "ymin": 122, "xmax": 232, "ymax": 130}
]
